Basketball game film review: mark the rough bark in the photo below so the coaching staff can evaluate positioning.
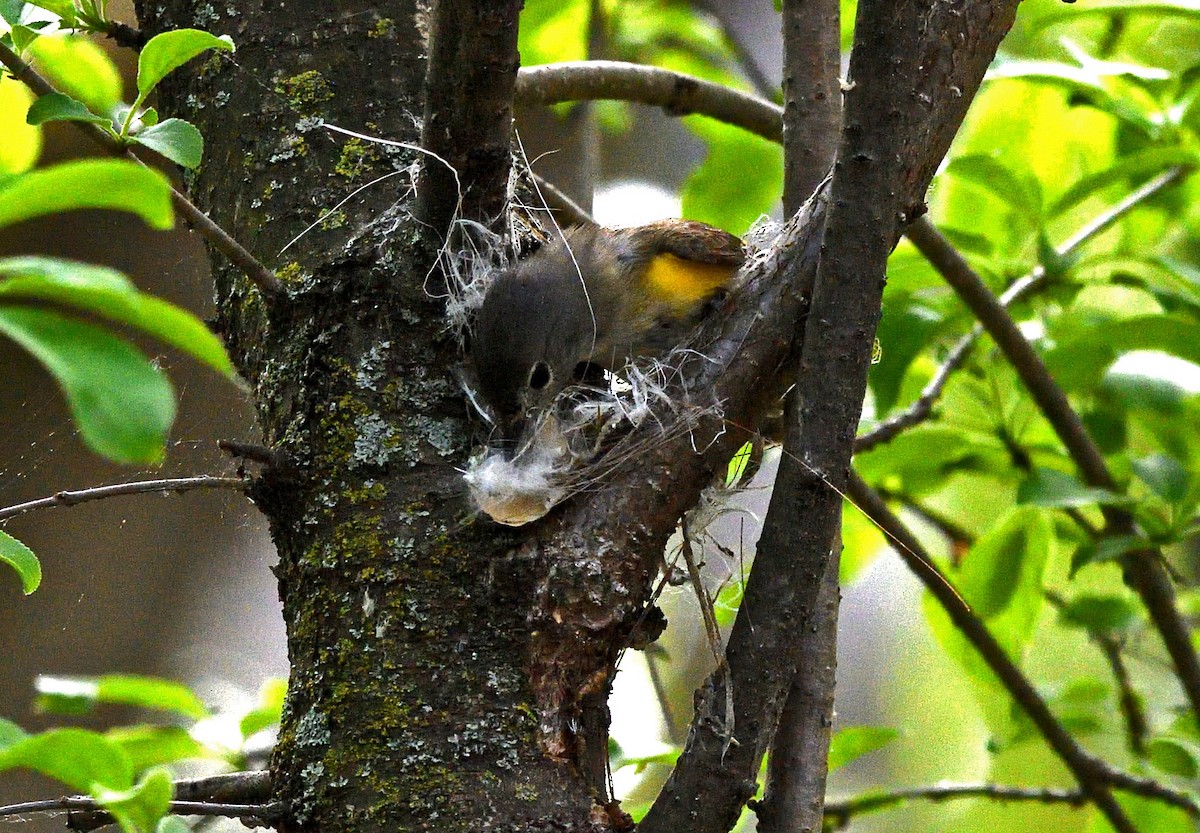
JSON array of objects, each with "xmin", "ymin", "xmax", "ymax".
[
  {"xmin": 758, "ymin": 1, "xmax": 843, "ymax": 830},
  {"xmin": 133, "ymin": 2, "xmax": 597, "ymax": 831}
]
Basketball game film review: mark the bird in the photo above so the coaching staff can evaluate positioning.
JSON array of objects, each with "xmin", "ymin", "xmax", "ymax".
[{"xmin": 470, "ymin": 218, "xmax": 745, "ymax": 435}]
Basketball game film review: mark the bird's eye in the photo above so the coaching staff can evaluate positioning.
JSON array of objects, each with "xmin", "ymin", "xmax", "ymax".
[{"xmin": 528, "ymin": 362, "xmax": 552, "ymax": 391}]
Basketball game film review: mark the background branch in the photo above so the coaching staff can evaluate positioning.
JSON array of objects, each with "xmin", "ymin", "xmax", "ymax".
[
  {"xmin": 0, "ymin": 476, "xmax": 249, "ymax": 523},
  {"xmin": 515, "ymin": 60, "xmax": 783, "ymax": 141},
  {"xmin": 823, "ymin": 782, "xmax": 1086, "ymax": 829},
  {"xmin": 844, "ymin": 472, "xmax": 1159, "ymax": 831},
  {"xmin": 906, "ymin": 215, "xmax": 1200, "ymax": 725}
]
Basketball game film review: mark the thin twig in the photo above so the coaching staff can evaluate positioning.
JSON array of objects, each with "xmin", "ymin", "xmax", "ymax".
[
  {"xmin": 0, "ymin": 476, "xmax": 249, "ymax": 523},
  {"xmin": 1058, "ymin": 167, "xmax": 1187, "ymax": 257},
  {"xmin": 529, "ymin": 172, "xmax": 596, "ymax": 226},
  {"xmin": 1046, "ymin": 591, "xmax": 1148, "ymax": 757},
  {"xmin": 0, "ymin": 41, "xmax": 282, "ymax": 297},
  {"xmin": 823, "ymin": 782, "xmax": 1086, "ymax": 828},
  {"xmin": 906, "ymin": 214, "xmax": 1200, "ymax": 728}
]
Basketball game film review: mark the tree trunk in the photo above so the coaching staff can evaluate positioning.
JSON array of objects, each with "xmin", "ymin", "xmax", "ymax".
[{"xmin": 133, "ymin": 2, "xmax": 599, "ymax": 830}]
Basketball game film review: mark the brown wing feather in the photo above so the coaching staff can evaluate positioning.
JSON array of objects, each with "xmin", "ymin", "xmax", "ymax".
[{"xmin": 620, "ymin": 219, "xmax": 745, "ymax": 267}]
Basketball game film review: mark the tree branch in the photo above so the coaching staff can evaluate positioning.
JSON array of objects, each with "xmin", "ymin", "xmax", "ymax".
[
  {"xmin": 0, "ymin": 476, "xmax": 249, "ymax": 523},
  {"xmin": 905, "ymin": 215, "xmax": 1200, "ymax": 726},
  {"xmin": 515, "ymin": 60, "xmax": 784, "ymax": 142},
  {"xmin": 415, "ymin": 0, "xmax": 521, "ymax": 234},
  {"xmin": 637, "ymin": 2, "xmax": 1023, "ymax": 830},
  {"xmin": 823, "ymin": 782, "xmax": 1087, "ymax": 829},
  {"xmin": 692, "ymin": 0, "xmax": 777, "ymax": 101},
  {"xmin": 58, "ymin": 771, "xmax": 274, "ymax": 832},
  {"xmin": 0, "ymin": 41, "xmax": 282, "ymax": 297},
  {"xmin": 757, "ymin": 1, "xmax": 843, "ymax": 831}
]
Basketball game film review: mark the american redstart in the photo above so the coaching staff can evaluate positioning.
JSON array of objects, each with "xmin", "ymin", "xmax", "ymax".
[{"xmin": 471, "ymin": 219, "xmax": 745, "ymax": 433}]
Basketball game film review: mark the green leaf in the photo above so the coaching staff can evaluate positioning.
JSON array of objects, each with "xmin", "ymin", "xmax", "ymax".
[
  {"xmin": 827, "ymin": 726, "xmax": 899, "ymax": 773},
  {"xmin": 0, "ymin": 718, "xmax": 29, "ymax": 750},
  {"xmin": 1147, "ymin": 737, "xmax": 1200, "ymax": 778},
  {"xmin": 0, "ymin": 307, "xmax": 175, "ymax": 464},
  {"xmin": 1049, "ymin": 147, "xmax": 1196, "ymax": 217},
  {"xmin": 136, "ymin": 29, "xmax": 234, "ymax": 99},
  {"xmin": 25, "ymin": 0, "xmax": 74, "ymax": 21},
  {"xmin": 946, "ymin": 154, "xmax": 1042, "ymax": 221},
  {"xmin": 240, "ymin": 677, "xmax": 287, "ymax": 739},
  {"xmin": 984, "ymin": 57, "xmax": 1161, "ymax": 136},
  {"xmin": 925, "ymin": 506, "xmax": 1053, "ymax": 712},
  {"xmin": 0, "ymin": 530, "xmax": 41, "ymax": 594},
  {"xmin": 1071, "ymin": 534, "xmax": 1149, "ymax": 575},
  {"xmin": 36, "ymin": 675, "xmax": 209, "ymax": 720},
  {"xmin": 0, "ymin": 728, "xmax": 133, "ymax": 791},
  {"xmin": 725, "ymin": 440, "xmax": 753, "ymax": 487},
  {"xmin": 107, "ymin": 727, "xmax": 208, "ymax": 772},
  {"xmin": 0, "ymin": 159, "xmax": 173, "ymax": 230},
  {"xmin": 1017, "ymin": 467, "xmax": 1126, "ymax": 509},
  {"xmin": 28, "ymin": 34, "xmax": 122, "ymax": 113},
  {"xmin": 0, "ymin": 74, "xmax": 41, "ymax": 175},
  {"xmin": 680, "ymin": 116, "xmax": 782, "ymax": 235},
  {"xmin": 26, "ymin": 91, "xmax": 113, "ymax": 126},
  {"xmin": 0, "ymin": 1, "xmax": 25, "ymax": 25},
  {"xmin": 9, "ymin": 22, "xmax": 40, "ymax": 52},
  {"xmin": 0, "ymin": 257, "xmax": 234, "ymax": 377},
  {"xmin": 1132, "ymin": 453, "xmax": 1191, "ymax": 503},
  {"xmin": 869, "ymin": 300, "xmax": 944, "ymax": 417},
  {"xmin": 130, "ymin": 119, "xmax": 204, "ymax": 169},
  {"xmin": 95, "ymin": 766, "xmax": 173, "ymax": 833},
  {"xmin": 518, "ymin": 0, "xmax": 588, "ymax": 66},
  {"xmin": 1055, "ymin": 593, "xmax": 1139, "ymax": 632}
]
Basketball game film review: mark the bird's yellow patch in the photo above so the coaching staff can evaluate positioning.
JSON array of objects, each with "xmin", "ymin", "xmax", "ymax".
[{"xmin": 644, "ymin": 254, "xmax": 736, "ymax": 314}]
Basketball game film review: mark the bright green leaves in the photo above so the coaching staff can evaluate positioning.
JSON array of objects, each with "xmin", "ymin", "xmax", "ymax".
[
  {"xmin": 0, "ymin": 530, "xmax": 40, "ymax": 594},
  {"xmin": 35, "ymin": 675, "xmax": 211, "ymax": 721},
  {"xmin": 136, "ymin": 29, "xmax": 233, "ymax": 99},
  {"xmin": 0, "ymin": 73, "xmax": 40, "ymax": 173},
  {"xmin": 14, "ymin": 20, "xmax": 232, "ymax": 170},
  {"xmin": 827, "ymin": 726, "xmax": 899, "ymax": 773},
  {"xmin": 0, "ymin": 675, "xmax": 285, "ymax": 831},
  {"xmin": 0, "ymin": 307, "xmax": 176, "ymax": 463},
  {"xmin": 0, "ymin": 727, "xmax": 134, "ymax": 791},
  {"xmin": 0, "ymin": 257, "xmax": 233, "ymax": 376},
  {"xmin": 924, "ymin": 507, "xmax": 1053, "ymax": 724},
  {"xmin": 518, "ymin": 0, "xmax": 588, "ymax": 65},
  {"xmin": 0, "ymin": 163, "xmax": 231, "ymax": 471},
  {"xmin": 128, "ymin": 118, "xmax": 204, "ymax": 169},
  {"xmin": 27, "ymin": 33, "xmax": 123, "ymax": 113},
  {"xmin": 94, "ymin": 768, "xmax": 175, "ymax": 833},
  {"xmin": 27, "ymin": 90, "xmax": 114, "ymax": 125},
  {"xmin": 0, "ymin": 728, "xmax": 175, "ymax": 833},
  {"xmin": 0, "ymin": 159, "xmax": 172, "ymax": 229},
  {"xmin": 681, "ymin": 117, "xmax": 782, "ymax": 235},
  {"xmin": 119, "ymin": 28, "xmax": 232, "ymax": 155}
]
